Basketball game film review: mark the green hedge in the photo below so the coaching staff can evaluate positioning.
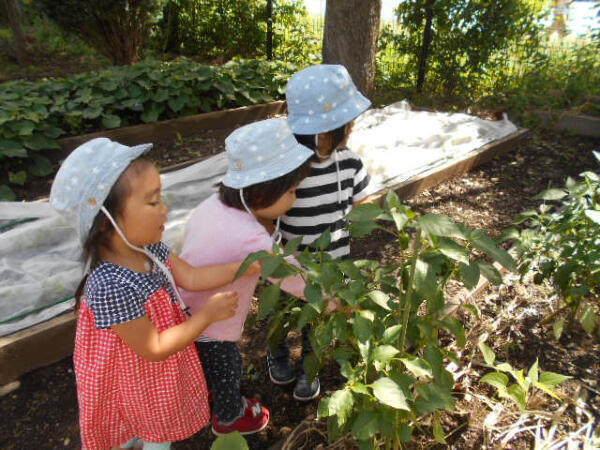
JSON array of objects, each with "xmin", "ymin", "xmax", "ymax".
[{"xmin": 0, "ymin": 58, "xmax": 297, "ymax": 200}]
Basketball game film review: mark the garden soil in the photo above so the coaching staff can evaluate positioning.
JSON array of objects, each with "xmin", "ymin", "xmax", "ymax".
[{"xmin": 1, "ymin": 125, "xmax": 599, "ymax": 449}]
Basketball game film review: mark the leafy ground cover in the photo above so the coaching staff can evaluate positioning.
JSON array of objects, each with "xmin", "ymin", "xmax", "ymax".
[{"xmin": 1, "ymin": 124, "xmax": 598, "ymax": 449}]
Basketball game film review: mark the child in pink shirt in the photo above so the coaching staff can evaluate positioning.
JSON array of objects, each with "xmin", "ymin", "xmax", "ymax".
[{"xmin": 180, "ymin": 118, "xmax": 313, "ymax": 436}]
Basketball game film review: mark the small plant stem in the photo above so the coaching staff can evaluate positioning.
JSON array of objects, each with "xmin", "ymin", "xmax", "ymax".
[{"xmin": 399, "ymin": 229, "xmax": 422, "ymax": 353}]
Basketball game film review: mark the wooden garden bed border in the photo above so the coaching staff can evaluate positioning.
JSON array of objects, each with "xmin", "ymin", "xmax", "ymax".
[{"xmin": 0, "ymin": 105, "xmax": 528, "ymax": 386}]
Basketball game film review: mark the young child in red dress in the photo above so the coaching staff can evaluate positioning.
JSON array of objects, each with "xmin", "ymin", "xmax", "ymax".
[{"xmin": 49, "ymin": 138, "xmax": 259, "ymax": 449}]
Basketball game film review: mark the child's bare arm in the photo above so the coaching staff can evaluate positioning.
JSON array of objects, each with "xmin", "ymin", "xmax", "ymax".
[
  {"xmin": 169, "ymin": 252, "xmax": 260, "ymax": 291},
  {"xmin": 111, "ymin": 290, "xmax": 238, "ymax": 361}
]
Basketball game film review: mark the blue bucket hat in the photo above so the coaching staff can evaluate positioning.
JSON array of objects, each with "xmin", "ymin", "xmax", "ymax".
[
  {"xmin": 286, "ymin": 64, "xmax": 371, "ymax": 135},
  {"xmin": 222, "ymin": 118, "xmax": 313, "ymax": 189},
  {"xmin": 49, "ymin": 137, "xmax": 152, "ymax": 244}
]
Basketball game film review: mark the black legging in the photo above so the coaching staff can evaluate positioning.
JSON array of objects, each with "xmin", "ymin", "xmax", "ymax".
[{"xmin": 196, "ymin": 341, "xmax": 243, "ymax": 423}]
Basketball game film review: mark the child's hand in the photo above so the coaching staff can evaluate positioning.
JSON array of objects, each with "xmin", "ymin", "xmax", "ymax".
[
  {"xmin": 202, "ymin": 291, "xmax": 239, "ymax": 322},
  {"xmin": 245, "ymin": 260, "xmax": 262, "ymax": 276}
]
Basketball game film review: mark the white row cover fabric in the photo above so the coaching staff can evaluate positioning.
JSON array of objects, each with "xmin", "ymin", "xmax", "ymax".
[{"xmin": 0, "ymin": 101, "xmax": 518, "ymax": 336}]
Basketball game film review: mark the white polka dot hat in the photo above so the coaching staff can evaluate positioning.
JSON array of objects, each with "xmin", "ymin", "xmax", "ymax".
[
  {"xmin": 49, "ymin": 137, "xmax": 152, "ymax": 243},
  {"xmin": 222, "ymin": 118, "xmax": 313, "ymax": 189},
  {"xmin": 286, "ymin": 64, "xmax": 371, "ymax": 135}
]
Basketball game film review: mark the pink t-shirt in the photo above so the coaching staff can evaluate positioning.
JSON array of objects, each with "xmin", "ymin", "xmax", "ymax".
[{"xmin": 180, "ymin": 194, "xmax": 305, "ymax": 342}]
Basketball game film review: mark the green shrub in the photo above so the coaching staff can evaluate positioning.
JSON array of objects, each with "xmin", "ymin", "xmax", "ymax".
[
  {"xmin": 511, "ymin": 151, "xmax": 600, "ymax": 338},
  {"xmin": 238, "ymin": 191, "xmax": 516, "ymax": 447},
  {"xmin": 34, "ymin": 0, "xmax": 159, "ymax": 65},
  {"xmin": 0, "ymin": 58, "xmax": 296, "ymax": 200}
]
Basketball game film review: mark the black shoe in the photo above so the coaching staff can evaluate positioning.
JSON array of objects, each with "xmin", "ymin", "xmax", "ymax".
[
  {"xmin": 266, "ymin": 349, "xmax": 295, "ymax": 385},
  {"xmin": 293, "ymin": 373, "xmax": 320, "ymax": 401}
]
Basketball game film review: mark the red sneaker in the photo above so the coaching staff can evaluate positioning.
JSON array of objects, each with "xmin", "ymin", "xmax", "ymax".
[{"xmin": 211, "ymin": 397, "xmax": 269, "ymax": 436}]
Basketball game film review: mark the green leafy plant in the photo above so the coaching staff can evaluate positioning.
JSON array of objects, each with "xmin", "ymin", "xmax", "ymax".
[
  {"xmin": 0, "ymin": 58, "xmax": 295, "ymax": 200},
  {"xmin": 237, "ymin": 191, "xmax": 516, "ymax": 448},
  {"xmin": 34, "ymin": 0, "xmax": 160, "ymax": 65},
  {"xmin": 511, "ymin": 151, "xmax": 600, "ymax": 338},
  {"xmin": 478, "ymin": 342, "xmax": 570, "ymax": 410},
  {"xmin": 210, "ymin": 431, "xmax": 248, "ymax": 450}
]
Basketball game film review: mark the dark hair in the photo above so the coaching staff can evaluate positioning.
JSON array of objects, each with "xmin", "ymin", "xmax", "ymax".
[
  {"xmin": 294, "ymin": 123, "xmax": 350, "ymax": 161},
  {"xmin": 73, "ymin": 158, "xmax": 155, "ymax": 306},
  {"xmin": 218, "ymin": 159, "xmax": 311, "ymax": 211}
]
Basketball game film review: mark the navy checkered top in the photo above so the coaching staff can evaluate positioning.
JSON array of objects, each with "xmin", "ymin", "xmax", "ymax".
[{"xmin": 84, "ymin": 242, "xmax": 176, "ymax": 329}]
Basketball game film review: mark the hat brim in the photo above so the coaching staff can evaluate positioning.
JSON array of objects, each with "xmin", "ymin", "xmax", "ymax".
[
  {"xmin": 288, "ymin": 91, "xmax": 371, "ymax": 135},
  {"xmin": 222, "ymin": 143, "xmax": 313, "ymax": 189}
]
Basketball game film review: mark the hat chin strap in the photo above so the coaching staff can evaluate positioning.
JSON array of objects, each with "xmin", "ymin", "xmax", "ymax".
[
  {"xmin": 99, "ymin": 206, "xmax": 189, "ymax": 315},
  {"xmin": 239, "ymin": 189, "xmax": 282, "ymax": 245}
]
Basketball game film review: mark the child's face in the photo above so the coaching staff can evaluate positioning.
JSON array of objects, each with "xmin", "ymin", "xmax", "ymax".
[
  {"xmin": 316, "ymin": 122, "xmax": 354, "ymax": 160},
  {"xmin": 116, "ymin": 165, "xmax": 169, "ymax": 247},
  {"xmin": 252, "ymin": 186, "xmax": 299, "ymax": 220}
]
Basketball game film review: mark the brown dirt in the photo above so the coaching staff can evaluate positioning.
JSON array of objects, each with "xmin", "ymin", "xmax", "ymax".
[{"xmin": 1, "ymin": 125, "xmax": 599, "ymax": 449}]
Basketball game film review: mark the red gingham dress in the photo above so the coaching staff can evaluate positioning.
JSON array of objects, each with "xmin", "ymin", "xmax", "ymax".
[{"xmin": 74, "ymin": 243, "xmax": 209, "ymax": 449}]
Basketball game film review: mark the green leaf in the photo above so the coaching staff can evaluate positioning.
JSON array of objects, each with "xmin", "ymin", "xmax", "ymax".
[
  {"xmin": 347, "ymin": 203, "xmax": 383, "ymax": 222},
  {"xmin": 210, "ymin": 431, "xmax": 248, "ymax": 450},
  {"xmin": 400, "ymin": 357, "xmax": 433, "ymax": 379},
  {"xmin": 539, "ymin": 371, "xmax": 571, "ymax": 387},
  {"xmin": 584, "ymin": 210, "xmax": 600, "ymax": 225},
  {"xmin": 472, "ymin": 234, "xmax": 516, "ymax": 272},
  {"xmin": 8, "ymin": 170, "xmax": 27, "ymax": 185},
  {"xmin": 297, "ymin": 303, "xmax": 319, "ymax": 330},
  {"xmin": 101, "ymin": 114, "xmax": 121, "ymax": 129},
  {"xmin": 24, "ymin": 134, "xmax": 60, "ymax": 151},
  {"xmin": 479, "ymin": 342, "xmax": 496, "ymax": 366},
  {"xmin": 371, "ymin": 377, "xmax": 410, "ymax": 410},
  {"xmin": 168, "ymin": 96, "xmax": 187, "ymax": 112},
  {"xmin": 552, "ymin": 318, "xmax": 565, "ymax": 340},
  {"xmin": 141, "ymin": 103, "xmax": 164, "ymax": 123},
  {"xmin": 368, "ymin": 290, "xmax": 391, "ymax": 310},
  {"xmin": 28, "ymin": 154, "xmax": 53, "ymax": 177},
  {"xmin": 534, "ymin": 188, "xmax": 567, "ymax": 200},
  {"xmin": 82, "ymin": 106, "xmax": 103, "ymax": 119},
  {"xmin": 437, "ymin": 237, "xmax": 470, "ymax": 264},
  {"xmin": 413, "ymin": 258, "xmax": 437, "ymax": 300},
  {"xmin": 283, "ymin": 236, "xmax": 303, "ymax": 256},
  {"xmin": 234, "ymin": 250, "xmax": 269, "ymax": 280},
  {"xmin": 373, "ymin": 345, "xmax": 399, "ymax": 364},
  {"xmin": 310, "ymin": 228, "xmax": 331, "ymax": 251},
  {"xmin": 418, "ymin": 213, "xmax": 464, "ymax": 238},
  {"xmin": 351, "ymin": 410, "xmax": 379, "ymax": 441},
  {"xmin": 459, "ymin": 260, "xmax": 480, "ymax": 289},
  {"xmin": 481, "ymin": 372, "xmax": 509, "ymax": 390},
  {"xmin": 382, "ymin": 324, "xmax": 402, "ymax": 344},
  {"xmin": 391, "ymin": 210, "xmax": 409, "ymax": 231},
  {"xmin": 353, "ymin": 310, "xmax": 374, "ymax": 343},
  {"xmin": 415, "ymin": 383, "xmax": 455, "ymax": 414},
  {"xmin": 304, "ymin": 281, "xmax": 323, "ymax": 304},
  {"xmin": 327, "ymin": 389, "xmax": 355, "ymax": 426},
  {"xmin": 527, "ymin": 359, "xmax": 539, "ymax": 383},
  {"xmin": 506, "ymin": 384, "xmax": 527, "ymax": 410},
  {"xmin": 349, "ymin": 220, "xmax": 381, "ymax": 237},
  {"xmin": 580, "ymin": 306, "xmax": 597, "ymax": 334},
  {"xmin": 433, "ymin": 414, "xmax": 447, "ymax": 444},
  {"xmin": 0, "ymin": 184, "xmax": 16, "ymax": 201},
  {"xmin": 15, "ymin": 120, "xmax": 35, "ymax": 136},
  {"xmin": 152, "ymin": 89, "xmax": 170, "ymax": 102},
  {"xmin": 0, "ymin": 140, "xmax": 27, "ymax": 158},
  {"xmin": 257, "ymin": 282, "xmax": 281, "ymax": 320},
  {"xmin": 477, "ymin": 261, "xmax": 502, "ymax": 285},
  {"xmin": 260, "ymin": 255, "xmax": 282, "ymax": 278}
]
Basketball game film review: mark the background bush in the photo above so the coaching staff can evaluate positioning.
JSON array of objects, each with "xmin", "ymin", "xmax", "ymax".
[{"xmin": 0, "ymin": 58, "xmax": 296, "ymax": 200}]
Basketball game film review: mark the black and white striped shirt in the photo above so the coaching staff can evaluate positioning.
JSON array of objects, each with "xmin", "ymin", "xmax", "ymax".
[{"xmin": 281, "ymin": 147, "xmax": 371, "ymax": 259}]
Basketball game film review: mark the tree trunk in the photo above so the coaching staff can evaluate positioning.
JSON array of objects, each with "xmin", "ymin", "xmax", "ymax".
[
  {"xmin": 266, "ymin": 0, "xmax": 273, "ymax": 60},
  {"xmin": 322, "ymin": 0, "xmax": 382, "ymax": 99},
  {"xmin": 416, "ymin": 0, "xmax": 435, "ymax": 93},
  {"xmin": 4, "ymin": 0, "xmax": 28, "ymax": 64}
]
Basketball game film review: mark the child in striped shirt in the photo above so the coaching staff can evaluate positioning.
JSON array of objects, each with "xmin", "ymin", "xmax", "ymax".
[{"xmin": 267, "ymin": 64, "xmax": 373, "ymax": 401}]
